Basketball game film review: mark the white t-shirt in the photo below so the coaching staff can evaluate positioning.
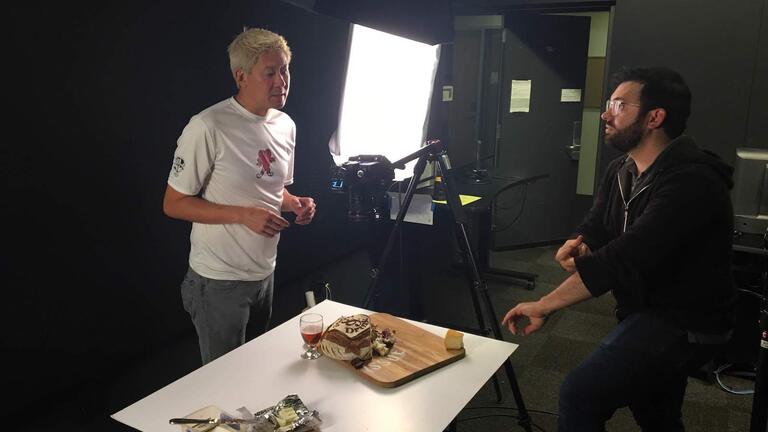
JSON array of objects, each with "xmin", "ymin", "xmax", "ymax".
[{"xmin": 168, "ymin": 97, "xmax": 295, "ymax": 281}]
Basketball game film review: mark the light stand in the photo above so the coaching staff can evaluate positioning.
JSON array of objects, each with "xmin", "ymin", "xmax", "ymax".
[
  {"xmin": 362, "ymin": 140, "xmax": 533, "ymax": 432},
  {"xmin": 749, "ymin": 233, "xmax": 767, "ymax": 432}
]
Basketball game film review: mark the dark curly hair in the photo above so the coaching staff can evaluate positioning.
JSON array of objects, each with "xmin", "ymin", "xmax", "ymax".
[{"xmin": 610, "ymin": 67, "xmax": 692, "ymax": 139}]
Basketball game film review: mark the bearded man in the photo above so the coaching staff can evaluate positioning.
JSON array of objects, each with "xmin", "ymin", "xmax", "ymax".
[{"xmin": 502, "ymin": 67, "xmax": 735, "ymax": 431}]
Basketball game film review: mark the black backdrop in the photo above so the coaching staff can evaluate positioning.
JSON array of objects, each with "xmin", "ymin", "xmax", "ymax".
[
  {"xmin": 4, "ymin": 0, "xmax": 456, "ymax": 417},
  {"xmin": 4, "ymin": 0, "xmax": 359, "ymax": 416}
]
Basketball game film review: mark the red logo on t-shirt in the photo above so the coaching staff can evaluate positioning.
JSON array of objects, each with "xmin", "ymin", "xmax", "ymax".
[{"xmin": 256, "ymin": 149, "xmax": 276, "ymax": 178}]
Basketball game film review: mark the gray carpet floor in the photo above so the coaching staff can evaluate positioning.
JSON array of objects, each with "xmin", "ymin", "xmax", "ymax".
[{"xmin": 446, "ymin": 245, "xmax": 755, "ymax": 432}]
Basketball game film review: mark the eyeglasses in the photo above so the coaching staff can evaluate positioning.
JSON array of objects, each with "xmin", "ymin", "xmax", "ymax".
[{"xmin": 605, "ymin": 99, "xmax": 641, "ymax": 116}]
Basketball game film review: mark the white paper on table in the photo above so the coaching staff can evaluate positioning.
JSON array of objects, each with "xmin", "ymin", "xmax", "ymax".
[{"xmin": 388, "ymin": 192, "xmax": 434, "ymax": 225}]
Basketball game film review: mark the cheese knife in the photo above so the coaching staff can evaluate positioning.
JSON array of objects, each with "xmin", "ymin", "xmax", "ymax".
[{"xmin": 169, "ymin": 417, "xmax": 266, "ymax": 425}]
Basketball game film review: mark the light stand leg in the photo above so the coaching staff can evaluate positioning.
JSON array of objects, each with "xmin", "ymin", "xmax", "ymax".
[
  {"xmin": 750, "ymin": 308, "xmax": 767, "ymax": 432},
  {"xmin": 363, "ymin": 155, "xmax": 428, "ymax": 310},
  {"xmin": 454, "ymin": 225, "xmax": 505, "ymax": 402},
  {"xmin": 749, "ymin": 250, "xmax": 768, "ymax": 432},
  {"xmin": 438, "ymin": 153, "xmax": 533, "ymax": 432}
]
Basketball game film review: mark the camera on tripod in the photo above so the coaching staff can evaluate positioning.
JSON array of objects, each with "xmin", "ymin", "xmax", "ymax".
[{"xmin": 330, "ymin": 155, "xmax": 395, "ymax": 222}]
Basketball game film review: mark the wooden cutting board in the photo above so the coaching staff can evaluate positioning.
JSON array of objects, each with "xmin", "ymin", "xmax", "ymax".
[{"xmin": 333, "ymin": 313, "xmax": 465, "ymax": 388}]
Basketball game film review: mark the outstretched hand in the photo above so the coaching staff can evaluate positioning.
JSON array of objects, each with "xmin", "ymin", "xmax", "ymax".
[{"xmin": 501, "ymin": 301, "xmax": 549, "ymax": 336}]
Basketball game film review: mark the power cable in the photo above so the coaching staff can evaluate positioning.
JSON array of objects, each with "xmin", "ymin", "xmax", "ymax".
[
  {"xmin": 463, "ymin": 406, "xmax": 559, "ymax": 418},
  {"xmin": 456, "ymin": 414, "xmax": 547, "ymax": 432},
  {"xmin": 714, "ymin": 362, "xmax": 755, "ymax": 395},
  {"xmin": 492, "ymin": 183, "xmax": 529, "ymax": 233},
  {"xmin": 456, "ymin": 405, "xmax": 558, "ymax": 432}
]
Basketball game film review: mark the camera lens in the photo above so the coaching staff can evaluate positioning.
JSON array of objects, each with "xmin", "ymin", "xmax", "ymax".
[
  {"xmin": 330, "ymin": 156, "xmax": 394, "ymax": 222},
  {"xmin": 348, "ymin": 189, "xmax": 371, "ymax": 222}
]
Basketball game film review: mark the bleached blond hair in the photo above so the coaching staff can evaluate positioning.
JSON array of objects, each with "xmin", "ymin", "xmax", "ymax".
[{"xmin": 227, "ymin": 28, "xmax": 291, "ymax": 76}]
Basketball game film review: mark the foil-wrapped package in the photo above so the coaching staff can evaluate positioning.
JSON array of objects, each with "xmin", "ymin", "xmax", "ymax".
[
  {"xmin": 175, "ymin": 395, "xmax": 320, "ymax": 432},
  {"xmin": 248, "ymin": 394, "xmax": 322, "ymax": 432}
]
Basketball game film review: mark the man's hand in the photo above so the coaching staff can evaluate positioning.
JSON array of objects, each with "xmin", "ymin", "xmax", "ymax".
[
  {"xmin": 502, "ymin": 273, "xmax": 593, "ymax": 336},
  {"xmin": 282, "ymin": 191, "xmax": 316, "ymax": 225},
  {"xmin": 293, "ymin": 196, "xmax": 316, "ymax": 225},
  {"xmin": 555, "ymin": 235, "xmax": 590, "ymax": 272},
  {"xmin": 501, "ymin": 301, "xmax": 550, "ymax": 336},
  {"xmin": 241, "ymin": 207, "xmax": 290, "ymax": 237}
]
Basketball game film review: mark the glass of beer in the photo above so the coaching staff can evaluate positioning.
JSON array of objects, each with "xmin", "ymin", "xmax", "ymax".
[{"xmin": 299, "ymin": 313, "xmax": 323, "ymax": 359}]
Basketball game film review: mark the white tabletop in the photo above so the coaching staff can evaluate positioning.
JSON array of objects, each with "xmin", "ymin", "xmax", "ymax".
[{"xmin": 112, "ymin": 300, "xmax": 518, "ymax": 432}]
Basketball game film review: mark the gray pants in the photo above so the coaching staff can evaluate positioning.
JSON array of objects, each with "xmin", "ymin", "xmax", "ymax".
[{"xmin": 181, "ymin": 267, "xmax": 274, "ymax": 364}]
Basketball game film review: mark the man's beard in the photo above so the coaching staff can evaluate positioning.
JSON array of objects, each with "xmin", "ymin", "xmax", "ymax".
[{"xmin": 606, "ymin": 116, "xmax": 645, "ymax": 153}]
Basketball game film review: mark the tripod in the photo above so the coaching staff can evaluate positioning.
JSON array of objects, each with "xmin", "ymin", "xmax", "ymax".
[{"xmin": 362, "ymin": 140, "xmax": 533, "ymax": 432}]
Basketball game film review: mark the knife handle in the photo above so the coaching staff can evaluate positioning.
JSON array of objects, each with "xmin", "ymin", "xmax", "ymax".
[{"xmin": 169, "ymin": 418, "xmax": 216, "ymax": 425}]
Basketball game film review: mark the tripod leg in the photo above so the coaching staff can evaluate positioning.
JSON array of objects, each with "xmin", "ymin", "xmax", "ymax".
[
  {"xmin": 491, "ymin": 369, "xmax": 504, "ymax": 403},
  {"xmin": 438, "ymin": 152, "xmax": 533, "ymax": 431},
  {"xmin": 749, "ymin": 239, "xmax": 768, "ymax": 432},
  {"xmin": 463, "ymin": 268, "xmax": 505, "ymax": 403},
  {"xmin": 463, "ymin": 227, "xmax": 533, "ymax": 432},
  {"xmin": 750, "ymin": 308, "xmax": 767, "ymax": 432},
  {"xmin": 479, "ymin": 282, "xmax": 533, "ymax": 430},
  {"xmin": 363, "ymin": 155, "xmax": 429, "ymax": 310}
]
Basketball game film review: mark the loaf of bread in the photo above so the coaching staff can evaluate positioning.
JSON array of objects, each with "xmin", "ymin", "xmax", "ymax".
[{"xmin": 318, "ymin": 314, "xmax": 373, "ymax": 361}]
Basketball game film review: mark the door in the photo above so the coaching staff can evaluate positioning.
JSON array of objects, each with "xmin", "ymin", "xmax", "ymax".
[{"xmin": 493, "ymin": 13, "xmax": 590, "ymax": 248}]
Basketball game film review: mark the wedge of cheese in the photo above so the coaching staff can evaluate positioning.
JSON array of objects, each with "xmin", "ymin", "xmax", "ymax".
[
  {"xmin": 275, "ymin": 407, "xmax": 299, "ymax": 427},
  {"xmin": 444, "ymin": 329, "xmax": 464, "ymax": 350}
]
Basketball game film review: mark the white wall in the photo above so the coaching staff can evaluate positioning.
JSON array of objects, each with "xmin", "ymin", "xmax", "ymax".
[{"xmin": 554, "ymin": 11, "xmax": 610, "ymax": 196}]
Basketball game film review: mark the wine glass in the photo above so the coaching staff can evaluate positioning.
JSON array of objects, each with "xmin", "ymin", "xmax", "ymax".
[{"xmin": 299, "ymin": 313, "xmax": 323, "ymax": 359}]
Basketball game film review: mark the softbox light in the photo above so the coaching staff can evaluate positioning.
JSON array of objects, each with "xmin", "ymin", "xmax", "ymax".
[{"xmin": 329, "ymin": 23, "xmax": 440, "ymax": 181}]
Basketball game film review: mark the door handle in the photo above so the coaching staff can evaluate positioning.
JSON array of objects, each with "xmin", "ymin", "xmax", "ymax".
[{"xmin": 566, "ymin": 120, "xmax": 581, "ymax": 160}]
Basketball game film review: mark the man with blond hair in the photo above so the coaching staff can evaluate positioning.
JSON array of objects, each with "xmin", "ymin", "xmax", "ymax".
[{"xmin": 164, "ymin": 28, "xmax": 316, "ymax": 364}]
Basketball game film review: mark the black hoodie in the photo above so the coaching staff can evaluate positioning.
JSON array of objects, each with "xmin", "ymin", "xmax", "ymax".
[{"xmin": 574, "ymin": 136, "xmax": 736, "ymax": 334}]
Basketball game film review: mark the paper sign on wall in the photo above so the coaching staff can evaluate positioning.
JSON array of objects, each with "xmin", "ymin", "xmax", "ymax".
[
  {"xmin": 509, "ymin": 80, "xmax": 532, "ymax": 113},
  {"xmin": 560, "ymin": 88, "xmax": 582, "ymax": 103},
  {"xmin": 442, "ymin": 85, "xmax": 454, "ymax": 102}
]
